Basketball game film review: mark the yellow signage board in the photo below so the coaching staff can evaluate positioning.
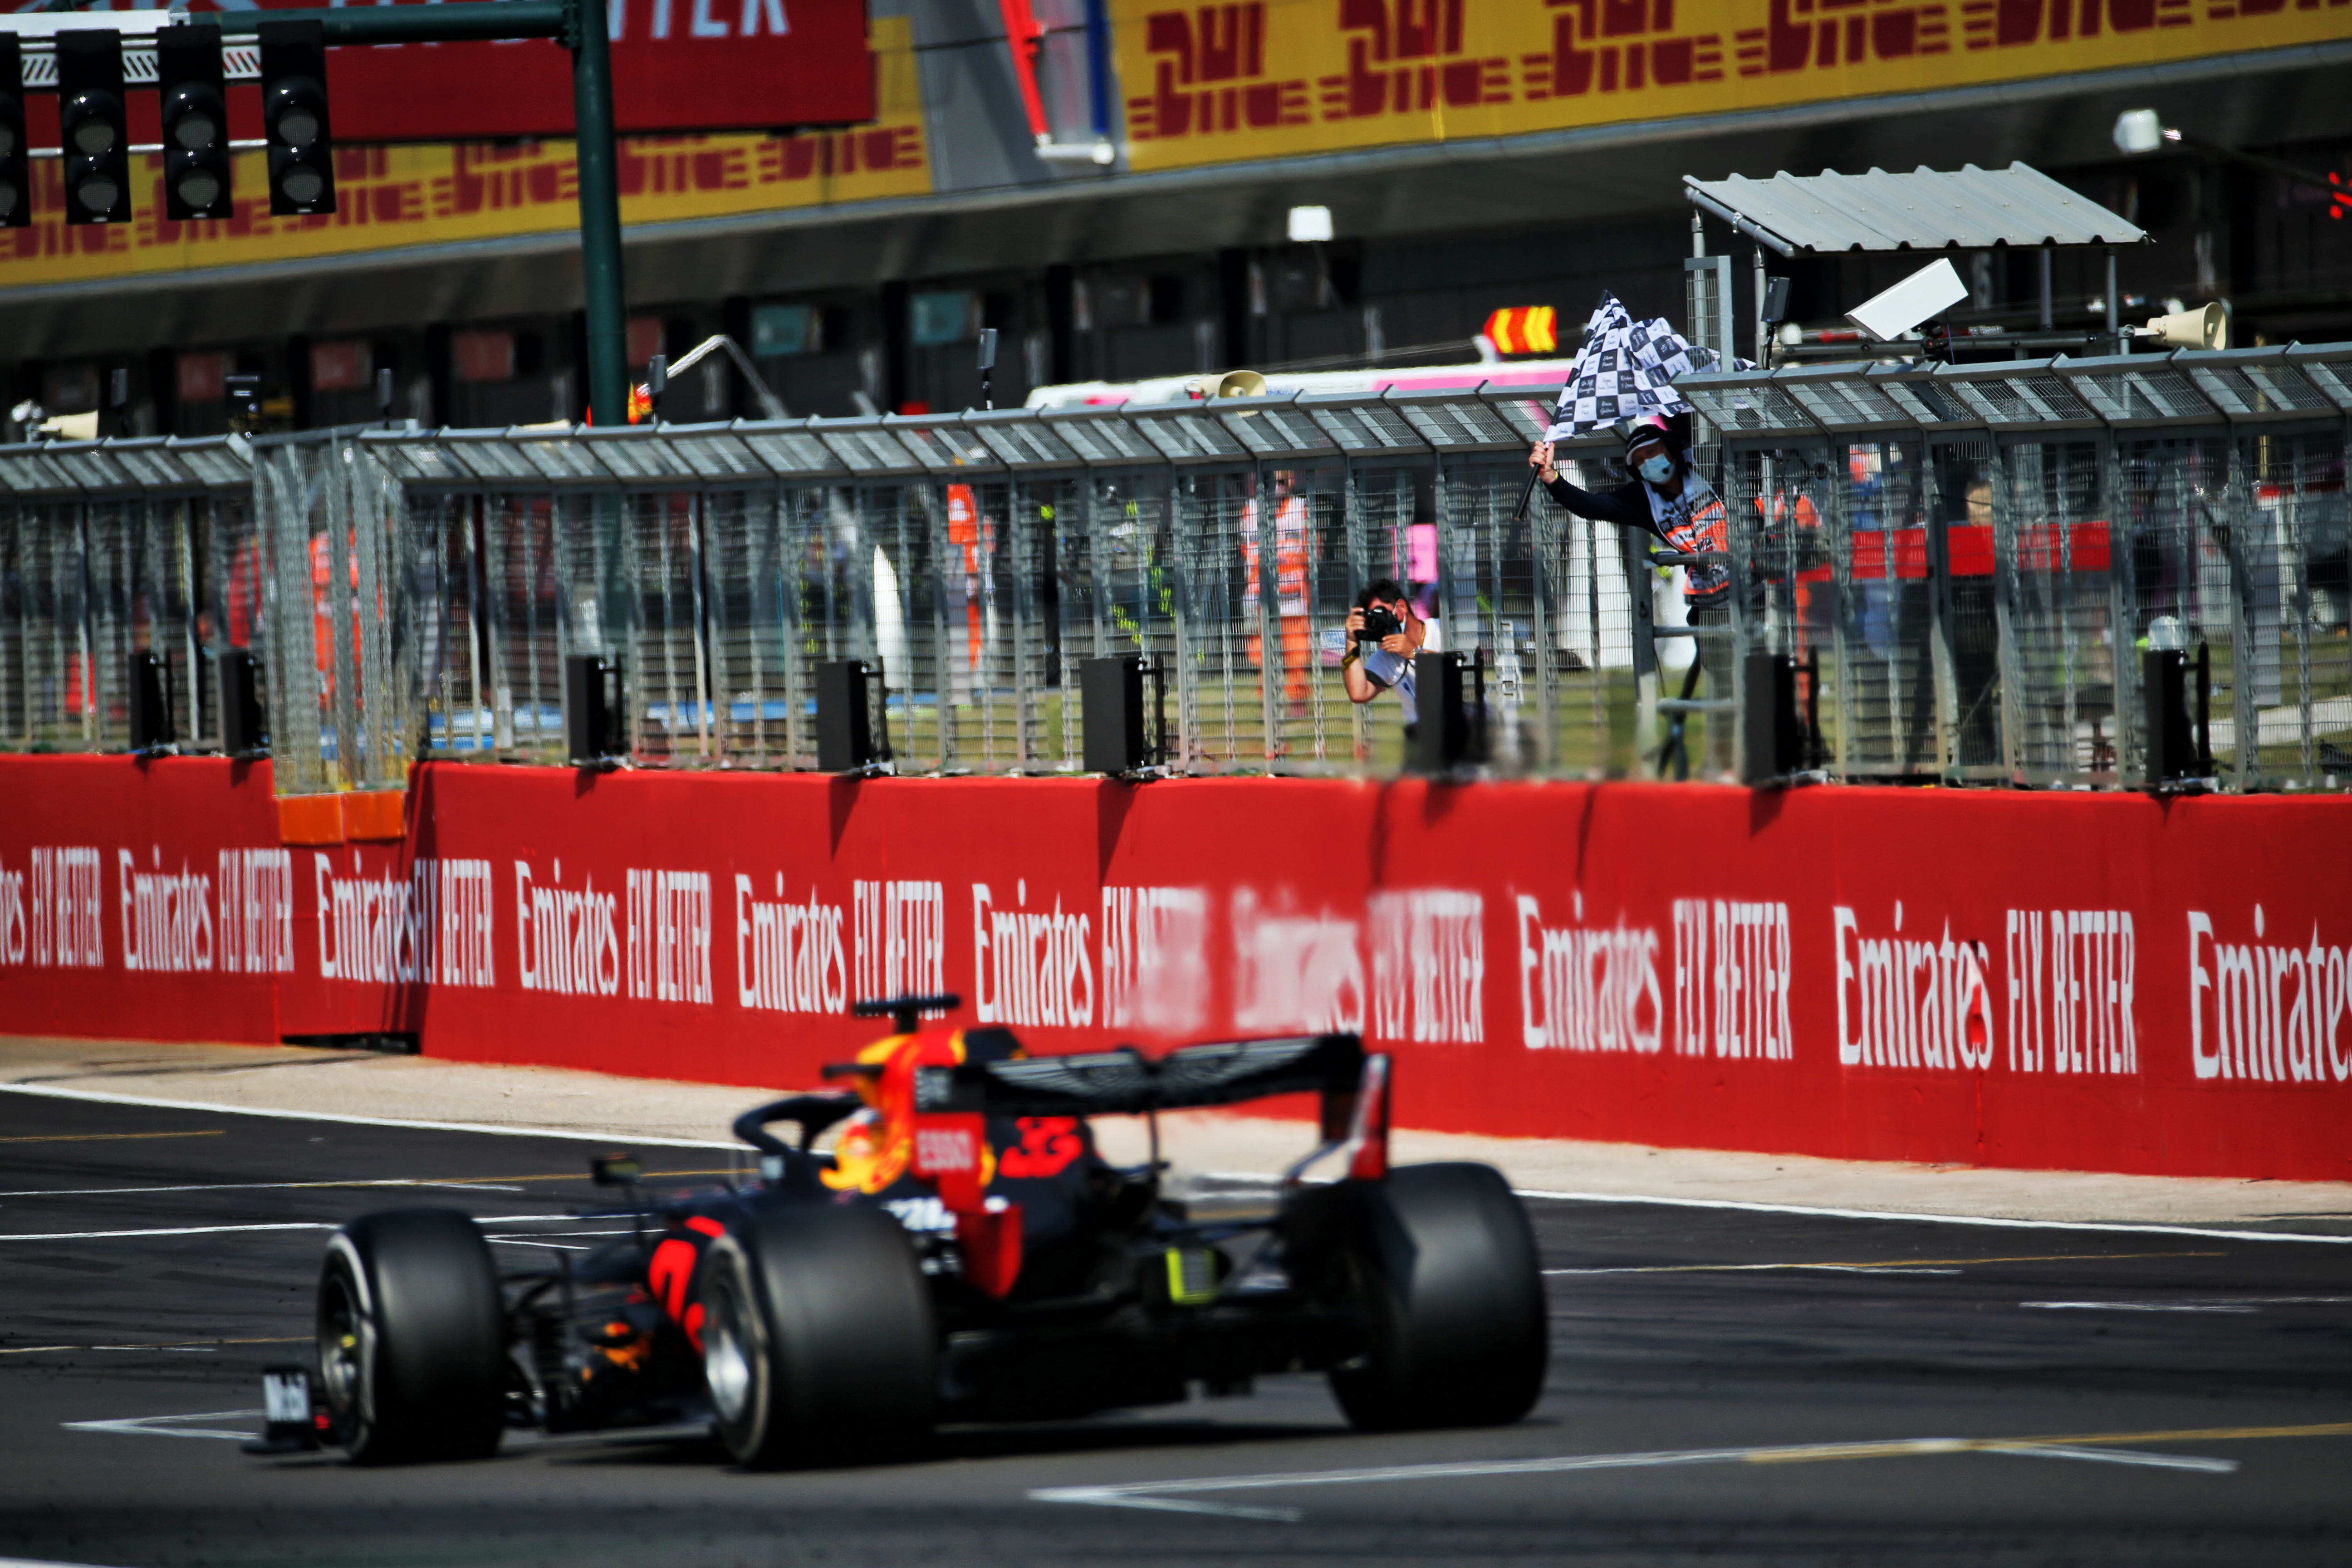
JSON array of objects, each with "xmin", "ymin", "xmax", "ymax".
[
  {"xmin": 1112, "ymin": 0, "xmax": 2345, "ymax": 172},
  {"xmin": 0, "ymin": 16, "xmax": 931, "ymax": 290}
]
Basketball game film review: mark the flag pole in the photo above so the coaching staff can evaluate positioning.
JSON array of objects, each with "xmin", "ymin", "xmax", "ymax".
[{"xmin": 1509, "ymin": 467, "xmax": 1541, "ymax": 525}]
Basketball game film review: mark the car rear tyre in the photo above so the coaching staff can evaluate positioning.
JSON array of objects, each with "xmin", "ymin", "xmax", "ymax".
[
  {"xmin": 702, "ymin": 1200, "xmax": 936, "ymax": 1469},
  {"xmin": 1328, "ymin": 1162, "xmax": 1547, "ymax": 1432},
  {"xmin": 316, "ymin": 1208, "xmax": 507, "ymax": 1464}
]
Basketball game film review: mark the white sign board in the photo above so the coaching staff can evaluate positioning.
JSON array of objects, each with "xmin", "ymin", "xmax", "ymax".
[{"xmin": 1845, "ymin": 259, "xmax": 1970, "ymax": 343}]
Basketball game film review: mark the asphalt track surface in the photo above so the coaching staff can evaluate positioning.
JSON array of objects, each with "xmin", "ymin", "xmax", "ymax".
[{"xmin": 0, "ymin": 1088, "xmax": 2347, "ymax": 1568}]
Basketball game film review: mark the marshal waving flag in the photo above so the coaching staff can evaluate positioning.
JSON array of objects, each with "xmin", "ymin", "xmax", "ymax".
[{"xmin": 1540, "ymin": 292, "xmax": 1742, "ymax": 442}]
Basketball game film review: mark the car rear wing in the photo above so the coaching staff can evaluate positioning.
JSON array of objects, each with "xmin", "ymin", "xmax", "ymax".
[{"xmin": 915, "ymin": 1032, "xmax": 1367, "ymax": 1121}]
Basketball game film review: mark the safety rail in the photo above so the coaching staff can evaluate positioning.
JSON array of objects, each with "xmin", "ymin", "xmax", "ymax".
[{"xmin": 0, "ymin": 344, "xmax": 2344, "ymax": 795}]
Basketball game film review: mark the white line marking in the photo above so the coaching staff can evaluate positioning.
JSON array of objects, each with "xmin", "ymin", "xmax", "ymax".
[
  {"xmin": 0, "ymin": 1131, "xmax": 225, "ymax": 1144},
  {"xmin": 1545, "ymin": 1264, "xmax": 1960, "ymax": 1276},
  {"xmin": 9, "ymin": 1077, "xmax": 2332, "ymax": 1245},
  {"xmin": 485, "ymin": 1239, "xmax": 592, "ymax": 1250},
  {"xmin": 0, "ymin": 1223, "xmax": 333, "ymax": 1241},
  {"xmin": 1512, "ymin": 1189, "xmax": 2352, "ymax": 1247},
  {"xmin": 1994, "ymin": 1444, "xmax": 2236, "ymax": 1473},
  {"xmin": 2025, "ymin": 1296, "xmax": 2352, "ymax": 1309},
  {"xmin": 1, "ymin": 1338, "xmax": 305, "ymax": 1357},
  {"xmin": 0, "ymin": 1557, "xmax": 144, "ymax": 1568},
  {"xmin": 0, "ymin": 1081, "xmax": 737, "ymax": 1150},
  {"xmin": 485, "ymin": 1228, "xmax": 637, "ymax": 1237},
  {"xmin": 1034, "ymin": 1491, "xmax": 1304, "ymax": 1521},
  {"xmin": 1803, "ymin": 1265, "xmax": 1961, "ymax": 1274},
  {"xmin": 1027, "ymin": 1432, "xmax": 2242, "ymax": 1519},
  {"xmin": 0, "ymin": 1180, "xmax": 539, "ymax": 1198},
  {"xmin": 63, "ymin": 1410, "xmax": 260, "ymax": 1443},
  {"xmin": 2023, "ymin": 1301, "xmax": 2259, "ymax": 1313},
  {"xmin": 0, "ymin": 1213, "xmax": 613, "ymax": 1242}
]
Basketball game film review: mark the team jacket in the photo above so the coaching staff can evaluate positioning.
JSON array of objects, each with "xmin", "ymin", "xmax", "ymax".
[{"xmin": 1542, "ymin": 471, "xmax": 1730, "ymax": 603}]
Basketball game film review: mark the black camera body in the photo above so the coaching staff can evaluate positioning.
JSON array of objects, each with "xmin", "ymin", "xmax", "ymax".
[{"xmin": 1357, "ymin": 604, "xmax": 1402, "ymax": 647}]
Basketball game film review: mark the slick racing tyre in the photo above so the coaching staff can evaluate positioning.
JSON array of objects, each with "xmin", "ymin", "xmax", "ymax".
[
  {"xmin": 316, "ymin": 1208, "xmax": 508, "ymax": 1464},
  {"xmin": 701, "ymin": 1200, "xmax": 936, "ymax": 1469},
  {"xmin": 1328, "ymin": 1162, "xmax": 1547, "ymax": 1432}
]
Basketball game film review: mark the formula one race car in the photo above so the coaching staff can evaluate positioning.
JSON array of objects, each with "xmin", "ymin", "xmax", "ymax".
[{"xmin": 269, "ymin": 998, "xmax": 1546, "ymax": 1466}]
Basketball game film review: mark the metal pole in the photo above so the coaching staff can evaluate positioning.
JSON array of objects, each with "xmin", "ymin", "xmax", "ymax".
[
  {"xmin": 216, "ymin": 2, "xmax": 565, "ymax": 43},
  {"xmin": 217, "ymin": 0, "xmax": 624, "ymax": 422},
  {"xmin": 1752, "ymin": 242, "xmax": 1767, "ymax": 368},
  {"xmin": 2038, "ymin": 245, "xmax": 2053, "ymax": 332},
  {"xmin": 568, "ymin": 0, "xmax": 628, "ymax": 428},
  {"xmin": 2105, "ymin": 247, "xmax": 2120, "ymax": 354}
]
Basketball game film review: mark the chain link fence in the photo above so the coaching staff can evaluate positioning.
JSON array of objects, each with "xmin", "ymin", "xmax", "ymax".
[
  {"xmin": 1688, "ymin": 346, "xmax": 2352, "ymax": 791},
  {"xmin": 1, "ymin": 345, "xmax": 2344, "ymax": 795}
]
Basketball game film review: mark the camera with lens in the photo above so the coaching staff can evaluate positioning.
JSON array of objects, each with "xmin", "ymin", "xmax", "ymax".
[{"xmin": 1357, "ymin": 604, "xmax": 1402, "ymax": 647}]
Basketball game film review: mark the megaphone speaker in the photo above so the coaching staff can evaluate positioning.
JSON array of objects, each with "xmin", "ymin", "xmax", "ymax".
[
  {"xmin": 2141, "ymin": 302, "xmax": 2227, "ymax": 351},
  {"xmin": 1215, "ymin": 369, "xmax": 1268, "ymax": 399}
]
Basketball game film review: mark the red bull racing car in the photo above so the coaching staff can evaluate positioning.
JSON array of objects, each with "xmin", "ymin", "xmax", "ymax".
[{"xmin": 270, "ymin": 998, "xmax": 1546, "ymax": 1466}]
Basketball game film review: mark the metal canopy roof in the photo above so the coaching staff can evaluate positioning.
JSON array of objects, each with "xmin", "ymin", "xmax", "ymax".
[{"xmin": 1683, "ymin": 162, "xmax": 2147, "ymax": 257}]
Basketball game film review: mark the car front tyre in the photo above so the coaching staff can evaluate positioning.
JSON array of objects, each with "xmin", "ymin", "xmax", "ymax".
[{"xmin": 316, "ymin": 1208, "xmax": 507, "ymax": 1464}]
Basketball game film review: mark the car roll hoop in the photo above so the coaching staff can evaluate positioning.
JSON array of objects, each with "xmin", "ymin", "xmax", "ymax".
[{"xmin": 730, "ymin": 1093, "xmax": 863, "ymax": 1187}]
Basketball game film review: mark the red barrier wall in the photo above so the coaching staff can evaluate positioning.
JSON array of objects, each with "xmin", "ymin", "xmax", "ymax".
[{"xmin": 2, "ymin": 755, "xmax": 2347, "ymax": 1181}]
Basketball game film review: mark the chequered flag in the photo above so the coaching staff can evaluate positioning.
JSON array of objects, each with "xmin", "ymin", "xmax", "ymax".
[{"xmin": 1539, "ymin": 291, "xmax": 1749, "ymax": 443}]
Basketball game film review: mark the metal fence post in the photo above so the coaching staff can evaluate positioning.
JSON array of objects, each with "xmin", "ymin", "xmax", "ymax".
[
  {"xmin": 921, "ymin": 483, "xmax": 959, "ymax": 771},
  {"xmin": 1622, "ymin": 522, "xmax": 1658, "ymax": 777},
  {"xmin": 1009, "ymin": 480, "xmax": 1039, "ymax": 770},
  {"xmin": 2098, "ymin": 431, "xmax": 2136, "ymax": 784},
  {"xmin": 172, "ymin": 497, "xmax": 201, "ymax": 747},
  {"xmin": 1252, "ymin": 465, "xmax": 1283, "ymax": 767},
  {"xmin": 2223, "ymin": 434, "xmax": 2260, "ymax": 791},
  {"xmin": 1342, "ymin": 459, "xmax": 1371, "ymax": 772},
  {"xmin": 1987, "ymin": 445, "xmax": 2027, "ymax": 782},
  {"xmin": 73, "ymin": 503, "xmax": 97, "ymax": 751},
  {"xmin": 1823, "ymin": 450, "xmax": 1857, "ymax": 779},
  {"xmin": 260, "ymin": 451, "xmax": 316, "ymax": 791},
  {"xmin": 1526, "ymin": 483, "xmax": 1559, "ymax": 775},
  {"xmin": 1576, "ymin": 511, "xmax": 1602, "ymax": 775}
]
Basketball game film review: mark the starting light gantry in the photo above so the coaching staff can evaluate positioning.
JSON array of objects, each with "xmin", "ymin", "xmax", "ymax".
[{"xmin": 0, "ymin": 1, "xmax": 629, "ymax": 428}]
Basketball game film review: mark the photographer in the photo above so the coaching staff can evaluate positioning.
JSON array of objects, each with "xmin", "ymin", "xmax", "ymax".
[{"xmin": 1340, "ymin": 578, "xmax": 1426, "ymax": 723}]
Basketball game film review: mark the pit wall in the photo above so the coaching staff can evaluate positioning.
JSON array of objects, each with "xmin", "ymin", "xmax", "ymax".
[{"xmin": 1, "ymin": 755, "xmax": 2346, "ymax": 1183}]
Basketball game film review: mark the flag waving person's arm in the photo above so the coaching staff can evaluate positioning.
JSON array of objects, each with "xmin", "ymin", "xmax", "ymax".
[
  {"xmin": 1528, "ymin": 439, "xmax": 1650, "ymax": 533},
  {"xmin": 1520, "ymin": 288, "xmax": 1743, "ymax": 530}
]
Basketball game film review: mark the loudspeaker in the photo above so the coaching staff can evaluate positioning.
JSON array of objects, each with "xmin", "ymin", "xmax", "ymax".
[
  {"xmin": 816, "ymin": 658, "xmax": 879, "ymax": 772},
  {"xmin": 1081, "ymin": 655, "xmax": 1148, "ymax": 774},
  {"xmin": 2143, "ymin": 647, "xmax": 2194, "ymax": 785},
  {"xmin": 1410, "ymin": 651, "xmax": 1479, "ymax": 773},
  {"xmin": 564, "ymin": 652, "xmax": 622, "ymax": 765},
  {"xmin": 2140, "ymin": 302, "xmax": 2226, "ymax": 351},
  {"xmin": 219, "ymin": 648, "xmax": 265, "ymax": 757},
  {"xmin": 129, "ymin": 651, "xmax": 173, "ymax": 752},
  {"xmin": 1741, "ymin": 652, "xmax": 1802, "ymax": 784}
]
